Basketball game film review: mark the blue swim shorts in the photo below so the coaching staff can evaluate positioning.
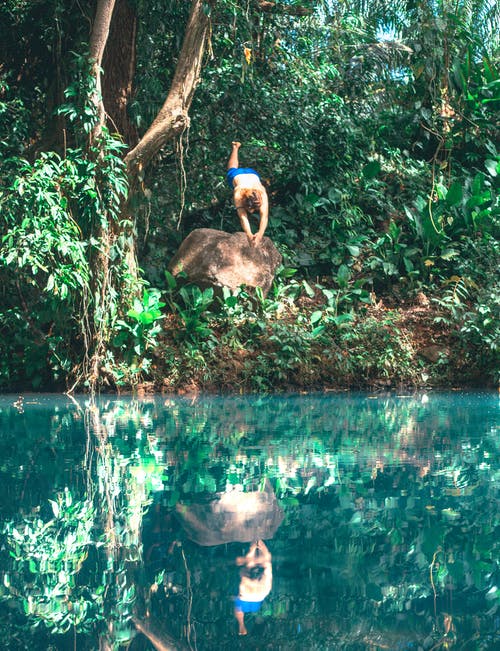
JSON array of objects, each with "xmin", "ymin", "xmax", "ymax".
[
  {"xmin": 227, "ymin": 167, "xmax": 260, "ymax": 189},
  {"xmin": 233, "ymin": 598, "xmax": 263, "ymax": 613}
]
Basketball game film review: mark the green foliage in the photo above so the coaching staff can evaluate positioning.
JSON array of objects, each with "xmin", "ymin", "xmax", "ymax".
[
  {"xmin": 433, "ymin": 273, "xmax": 500, "ymax": 383},
  {"xmin": 0, "ymin": 48, "xmax": 132, "ymax": 389},
  {"xmin": 339, "ymin": 312, "xmax": 421, "ymax": 385},
  {"xmin": 114, "ymin": 289, "xmax": 165, "ymax": 358},
  {"xmin": 0, "ymin": 0, "xmax": 499, "ymax": 389},
  {"xmin": 164, "ymin": 272, "xmax": 216, "ymax": 342},
  {"xmin": 1, "ymin": 151, "xmax": 90, "ymax": 298},
  {"xmin": 107, "ymin": 288, "xmax": 166, "ymax": 385},
  {"xmin": 2, "ymin": 491, "xmax": 103, "ymax": 634}
]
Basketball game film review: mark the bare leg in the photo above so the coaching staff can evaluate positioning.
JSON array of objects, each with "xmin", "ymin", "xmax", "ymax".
[
  {"xmin": 227, "ymin": 141, "xmax": 241, "ymax": 170},
  {"xmin": 234, "ymin": 608, "xmax": 247, "ymax": 636}
]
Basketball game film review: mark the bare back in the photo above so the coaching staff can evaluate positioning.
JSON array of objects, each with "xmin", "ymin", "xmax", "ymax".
[{"xmin": 233, "ymin": 173, "xmax": 265, "ymax": 191}]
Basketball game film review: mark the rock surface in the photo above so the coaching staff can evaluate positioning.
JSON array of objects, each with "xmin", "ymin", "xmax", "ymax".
[{"xmin": 168, "ymin": 228, "xmax": 282, "ymax": 296}]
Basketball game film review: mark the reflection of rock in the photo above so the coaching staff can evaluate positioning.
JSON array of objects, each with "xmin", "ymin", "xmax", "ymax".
[{"xmin": 175, "ymin": 480, "xmax": 283, "ymax": 546}]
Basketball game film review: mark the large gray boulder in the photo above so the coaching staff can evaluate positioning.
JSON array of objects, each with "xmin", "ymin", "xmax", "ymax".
[{"xmin": 168, "ymin": 228, "xmax": 282, "ymax": 296}]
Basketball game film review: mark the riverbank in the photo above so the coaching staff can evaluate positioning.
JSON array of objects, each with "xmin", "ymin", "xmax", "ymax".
[{"xmin": 135, "ymin": 289, "xmax": 497, "ymax": 396}]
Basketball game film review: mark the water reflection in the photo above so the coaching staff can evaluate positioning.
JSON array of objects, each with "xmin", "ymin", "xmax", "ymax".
[
  {"xmin": 175, "ymin": 479, "xmax": 283, "ymax": 545},
  {"xmin": 0, "ymin": 392, "xmax": 498, "ymax": 650},
  {"xmin": 234, "ymin": 540, "xmax": 273, "ymax": 636}
]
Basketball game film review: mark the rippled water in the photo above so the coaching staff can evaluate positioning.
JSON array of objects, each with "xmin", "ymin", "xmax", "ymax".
[{"xmin": 0, "ymin": 391, "xmax": 498, "ymax": 650}]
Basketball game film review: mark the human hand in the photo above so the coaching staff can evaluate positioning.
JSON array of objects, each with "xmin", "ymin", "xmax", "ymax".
[
  {"xmin": 253, "ymin": 233, "xmax": 263, "ymax": 247},
  {"xmin": 232, "ymin": 141, "xmax": 241, "ymax": 148}
]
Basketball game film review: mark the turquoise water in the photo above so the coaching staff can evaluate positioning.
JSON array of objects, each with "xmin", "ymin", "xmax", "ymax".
[{"xmin": 0, "ymin": 391, "xmax": 498, "ymax": 650}]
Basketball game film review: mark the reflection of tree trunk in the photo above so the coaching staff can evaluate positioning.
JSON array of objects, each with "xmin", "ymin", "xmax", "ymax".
[
  {"xmin": 102, "ymin": 0, "xmax": 139, "ymax": 146},
  {"xmin": 88, "ymin": 405, "xmax": 118, "ymax": 651},
  {"xmin": 89, "ymin": 406, "xmax": 116, "ymax": 548},
  {"xmin": 134, "ymin": 617, "xmax": 189, "ymax": 651}
]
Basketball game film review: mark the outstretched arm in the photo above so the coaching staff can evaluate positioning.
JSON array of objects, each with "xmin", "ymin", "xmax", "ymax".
[
  {"xmin": 254, "ymin": 191, "xmax": 269, "ymax": 246},
  {"xmin": 237, "ymin": 207, "xmax": 255, "ymax": 245}
]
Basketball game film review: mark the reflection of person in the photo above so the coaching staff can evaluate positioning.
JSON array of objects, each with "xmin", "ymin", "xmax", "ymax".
[
  {"xmin": 227, "ymin": 141, "xmax": 269, "ymax": 247},
  {"xmin": 233, "ymin": 540, "xmax": 272, "ymax": 636}
]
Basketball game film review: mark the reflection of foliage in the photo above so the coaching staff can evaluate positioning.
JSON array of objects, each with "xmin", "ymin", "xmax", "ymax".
[
  {"xmin": 0, "ymin": 393, "xmax": 498, "ymax": 648},
  {"xmin": 1, "ymin": 491, "xmax": 102, "ymax": 634}
]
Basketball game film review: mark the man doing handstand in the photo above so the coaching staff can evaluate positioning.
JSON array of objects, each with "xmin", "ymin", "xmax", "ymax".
[{"xmin": 227, "ymin": 141, "xmax": 269, "ymax": 247}]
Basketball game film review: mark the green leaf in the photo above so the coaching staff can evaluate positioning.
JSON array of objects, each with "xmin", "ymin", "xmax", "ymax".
[
  {"xmin": 472, "ymin": 173, "xmax": 485, "ymax": 194},
  {"xmin": 362, "ymin": 160, "xmax": 381, "ymax": 179},
  {"xmin": 139, "ymin": 311, "xmax": 156, "ymax": 325},
  {"xmin": 332, "ymin": 313, "xmax": 354, "ymax": 326},
  {"xmin": 440, "ymin": 248, "xmax": 459, "ymax": 260},
  {"xmin": 310, "ymin": 310, "xmax": 323, "ymax": 325},
  {"xmin": 403, "ymin": 257, "xmax": 414, "ymax": 273},
  {"xmin": 203, "ymin": 287, "xmax": 214, "ymax": 302},
  {"xmin": 445, "ymin": 182, "xmax": 463, "ymax": 206},
  {"xmin": 302, "ymin": 280, "xmax": 315, "ymax": 298},
  {"xmin": 485, "ymin": 159, "xmax": 498, "ymax": 177},
  {"xmin": 311, "ymin": 325, "xmax": 325, "ymax": 338},
  {"xmin": 346, "ymin": 244, "xmax": 360, "ymax": 256},
  {"xmin": 452, "ymin": 61, "xmax": 467, "ymax": 92},
  {"xmin": 127, "ymin": 309, "xmax": 140, "ymax": 321},
  {"xmin": 337, "ymin": 264, "xmax": 350, "ymax": 288},
  {"xmin": 483, "ymin": 56, "xmax": 496, "ymax": 84}
]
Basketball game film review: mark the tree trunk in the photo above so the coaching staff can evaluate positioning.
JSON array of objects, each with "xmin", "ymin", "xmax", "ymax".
[
  {"xmin": 124, "ymin": 0, "xmax": 213, "ymax": 177},
  {"xmin": 83, "ymin": 0, "xmax": 213, "ymax": 389},
  {"xmin": 89, "ymin": 0, "xmax": 117, "ymax": 141},
  {"xmin": 102, "ymin": 0, "xmax": 139, "ymax": 146}
]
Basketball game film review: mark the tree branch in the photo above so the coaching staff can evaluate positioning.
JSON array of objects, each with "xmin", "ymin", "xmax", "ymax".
[
  {"xmin": 124, "ymin": 0, "xmax": 213, "ymax": 176},
  {"xmin": 255, "ymin": 1, "xmax": 312, "ymax": 16}
]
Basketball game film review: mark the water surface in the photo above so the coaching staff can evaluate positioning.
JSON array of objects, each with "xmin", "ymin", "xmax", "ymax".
[{"xmin": 0, "ymin": 391, "xmax": 498, "ymax": 650}]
